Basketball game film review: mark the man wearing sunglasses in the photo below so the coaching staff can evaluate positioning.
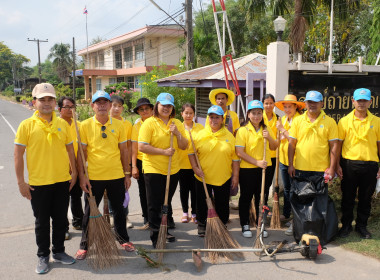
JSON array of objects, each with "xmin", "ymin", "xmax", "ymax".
[
  {"xmin": 58, "ymin": 97, "xmax": 84, "ymax": 240},
  {"xmin": 75, "ymin": 90, "xmax": 134, "ymax": 260}
]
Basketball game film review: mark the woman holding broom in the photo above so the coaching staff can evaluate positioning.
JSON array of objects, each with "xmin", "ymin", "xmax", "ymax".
[
  {"xmin": 235, "ymin": 100, "xmax": 278, "ymax": 238},
  {"xmin": 178, "ymin": 103, "xmax": 204, "ymax": 224},
  {"xmin": 275, "ymin": 94, "xmax": 305, "ymax": 235},
  {"xmin": 138, "ymin": 92, "xmax": 188, "ymax": 248},
  {"xmin": 262, "ymin": 94, "xmax": 278, "ymax": 209},
  {"xmin": 188, "ymin": 105, "xmax": 240, "ymax": 237}
]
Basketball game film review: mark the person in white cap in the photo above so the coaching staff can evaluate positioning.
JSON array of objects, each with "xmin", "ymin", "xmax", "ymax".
[
  {"xmin": 337, "ymin": 88, "xmax": 380, "ymax": 239},
  {"xmin": 14, "ymin": 83, "xmax": 77, "ymax": 274}
]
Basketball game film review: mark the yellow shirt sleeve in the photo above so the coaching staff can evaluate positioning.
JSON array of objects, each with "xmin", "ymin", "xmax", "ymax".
[
  {"xmin": 124, "ymin": 119, "xmax": 132, "ymax": 141},
  {"xmin": 338, "ymin": 118, "xmax": 346, "ymax": 141},
  {"xmin": 79, "ymin": 120, "xmax": 88, "ymax": 145},
  {"xmin": 235, "ymin": 127, "xmax": 246, "ymax": 147},
  {"xmin": 288, "ymin": 118, "xmax": 299, "ymax": 140},
  {"xmin": 14, "ymin": 120, "xmax": 28, "ymax": 146},
  {"xmin": 131, "ymin": 122, "xmax": 139, "ymax": 142},
  {"xmin": 327, "ymin": 118, "xmax": 338, "ymax": 141},
  {"xmin": 118, "ymin": 120, "xmax": 128, "ymax": 144}
]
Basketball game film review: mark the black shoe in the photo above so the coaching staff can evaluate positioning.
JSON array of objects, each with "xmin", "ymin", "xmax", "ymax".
[
  {"xmin": 166, "ymin": 232, "xmax": 176, "ymax": 243},
  {"xmin": 338, "ymin": 226, "xmax": 353, "ymax": 238},
  {"xmin": 73, "ymin": 225, "xmax": 83, "ymax": 231},
  {"xmin": 355, "ymin": 226, "xmax": 372, "ymax": 239},
  {"xmin": 168, "ymin": 217, "xmax": 176, "ymax": 229}
]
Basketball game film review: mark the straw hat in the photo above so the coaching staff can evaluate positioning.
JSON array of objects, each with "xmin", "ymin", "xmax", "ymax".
[
  {"xmin": 275, "ymin": 94, "xmax": 305, "ymax": 111},
  {"xmin": 209, "ymin": 88, "xmax": 235, "ymax": 106}
]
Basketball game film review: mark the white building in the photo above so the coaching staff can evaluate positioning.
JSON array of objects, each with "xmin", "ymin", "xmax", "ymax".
[{"xmin": 77, "ymin": 24, "xmax": 185, "ymax": 99}]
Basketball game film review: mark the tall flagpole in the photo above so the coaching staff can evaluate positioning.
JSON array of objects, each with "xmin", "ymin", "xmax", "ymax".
[{"xmin": 85, "ymin": 6, "xmax": 89, "ymax": 68}]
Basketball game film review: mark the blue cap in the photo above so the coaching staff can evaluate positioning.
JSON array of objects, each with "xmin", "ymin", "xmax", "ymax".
[
  {"xmin": 247, "ymin": 100, "xmax": 264, "ymax": 110},
  {"xmin": 207, "ymin": 105, "xmax": 224, "ymax": 116},
  {"xmin": 92, "ymin": 90, "xmax": 111, "ymax": 103},
  {"xmin": 156, "ymin": 92, "xmax": 175, "ymax": 106},
  {"xmin": 305, "ymin": 90, "xmax": 323, "ymax": 102},
  {"xmin": 353, "ymin": 88, "xmax": 371, "ymax": 101}
]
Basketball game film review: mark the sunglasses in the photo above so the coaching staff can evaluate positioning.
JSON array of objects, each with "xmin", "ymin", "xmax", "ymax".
[{"xmin": 101, "ymin": 125, "xmax": 107, "ymax": 138}]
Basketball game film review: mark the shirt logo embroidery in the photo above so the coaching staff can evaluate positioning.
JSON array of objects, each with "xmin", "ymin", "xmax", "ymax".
[
  {"xmin": 111, "ymin": 129, "xmax": 115, "ymax": 133},
  {"xmin": 320, "ymin": 125, "xmax": 323, "ymax": 128},
  {"xmin": 58, "ymin": 128, "xmax": 61, "ymax": 131}
]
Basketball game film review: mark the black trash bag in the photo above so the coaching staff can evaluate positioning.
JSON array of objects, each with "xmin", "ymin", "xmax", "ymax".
[{"xmin": 290, "ymin": 175, "xmax": 338, "ymax": 246}]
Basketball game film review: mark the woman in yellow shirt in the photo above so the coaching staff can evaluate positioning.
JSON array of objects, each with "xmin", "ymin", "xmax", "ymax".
[
  {"xmin": 178, "ymin": 103, "xmax": 204, "ymax": 224},
  {"xmin": 138, "ymin": 92, "xmax": 188, "ymax": 248},
  {"xmin": 262, "ymin": 94, "xmax": 278, "ymax": 207},
  {"xmin": 275, "ymin": 94, "xmax": 305, "ymax": 234},
  {"xmin": 235, "ymin": 100, "xmax": 277, "ymax": 238},
  {"xmin": 188, "ymin": 105, "xmax": 239, "ymax": 237}
]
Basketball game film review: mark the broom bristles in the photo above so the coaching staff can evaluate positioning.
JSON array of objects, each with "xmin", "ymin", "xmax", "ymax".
[
  {"xmin": 249, "ymin": 198, "xmax": 257, "ymax": 227},
  {"xmin": 204, "ymin": 198, "xmax": 244, "ymax": 263},
  {"xmin": 156, "ymin": 214, "xmax": 168, "ymax": 263},
  {"xmin": 87, "ymin": 196, "xmax": 123, "ymax": 270},
  {"xmin": 253, "ymin": 223, "xmax": 262, "ymax": 256},
  {"xmin": 270, "ymin": 192, "xmax": 281, "ymax": 229}
]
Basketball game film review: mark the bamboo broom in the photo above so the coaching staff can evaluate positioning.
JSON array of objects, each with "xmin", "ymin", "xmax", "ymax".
[
  {"xmin": 156, "ymin": 131, "xmax": 174, "ymax": 263},
  {"xmin": 188, "ymin": 129, "xmax": 243, "ymax": 263},
  {"xmin": 270, "ymin": 130, "xmax": 281, "ymax": 229},
  {"xmin": 254, "ymin": 138, "xmax": 267, "ymax": 254},
  {"xmin": 103, "ymin": 190, "xmax": 111, "ymax": 225},
  {"xmin": 249, "ymin": 197, "xmax": 257, "ymax": 227},
  {"xmin": 72, "ymin": 109, "xmax": 122, "ymax": 270}
]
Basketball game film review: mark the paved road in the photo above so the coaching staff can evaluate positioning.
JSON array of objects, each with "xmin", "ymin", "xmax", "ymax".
[{"xmin": 0, "ymin": 98, "xmax": 379, "ymax": 279}]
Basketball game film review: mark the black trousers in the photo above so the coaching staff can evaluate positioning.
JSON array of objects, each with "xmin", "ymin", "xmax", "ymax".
[
  {"xmin": 136, "ymin": 159, "xmax": 148, "ymax": 222},
  {"xmin": 264, "ymin": 158, "xmax": 276, "ymax": 206},
  {"xmin": 179, "ymin": 169, "xmax": 197, "ymax": 214},
  {"xmin": 196, "ymin": 178, "xmax": 230, "ymax": 230},
  {"xmin": 66, "ymin": 180, "xmax": 84, "ymax": 230},
  {"xmin": 80, "ymin": 178, "xmax": 129, "ymax": 250},
  {"xmin": 340, "ymin": 158, "xmax": 378, "ymax": 228},
  {"xmin": 144, "ymin": 173, "xmax": 179, "ymax": 245},
  {"xmin": 30, "ymin": 181, "xmax": 70, "ymax": 257},
  {"xmin": 239, "ymin": 168, "xmax": 272, "ymax": 227}
]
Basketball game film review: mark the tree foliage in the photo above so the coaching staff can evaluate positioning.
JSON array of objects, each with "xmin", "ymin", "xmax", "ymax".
[
  {"xmin": 367, "ymin": 0, "xmax": 380, "ymax": 64},
  {"xmin": 47, "ymin": 43, "xmax": 72, "ymax": 82},
  {"xmin": 0, "ymin": 42, "xmax": 30, "ymax": 90}
]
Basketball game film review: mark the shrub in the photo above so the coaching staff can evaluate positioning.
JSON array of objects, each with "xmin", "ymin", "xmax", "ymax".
[
  {"xmin": 105, "ymin": 82, "xmax": 135, "ymax": 113},
  {"xmin": 54, "ymin": 83, "xmax": 72, "ymax": 99},
  {"xmin": 76, "ymin": 87, "xmax": 85, "ymax": 99},
  {"xmin": 76, "ymin": 104, "xmax": 94, "ymax": 121}
]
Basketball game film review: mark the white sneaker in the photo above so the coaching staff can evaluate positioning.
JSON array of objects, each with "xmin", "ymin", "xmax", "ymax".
[
  {"xmin": 127, "ymin": 218, "xmax": 133, "ymax": 229},
  {"xmin": 262, "ymin": 230, "xmax": 269, "ymax": 238},
  {"xmin": 242, "ymin": 225, "xmax": 252, "ymax": 238},
  {"xmin": 285, "ymin": 223, "xmax": 293, "ymax": 236}
]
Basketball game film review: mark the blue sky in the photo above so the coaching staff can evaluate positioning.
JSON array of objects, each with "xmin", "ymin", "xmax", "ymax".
[{"xmin": 1, "ymin": 0, "xmax": 210, "ymax": 66}]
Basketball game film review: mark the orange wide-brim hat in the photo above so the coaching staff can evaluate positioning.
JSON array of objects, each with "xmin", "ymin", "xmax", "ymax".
[{"xmin": 275, "ymin": 94, "xmax": 306, "ymax": 111}]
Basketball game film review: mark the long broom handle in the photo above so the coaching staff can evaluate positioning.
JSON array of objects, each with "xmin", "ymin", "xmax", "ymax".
[
  {"xmin": 259, "ymin": 138, "xmax": 267, "ymax": 205},
  {"xmin": 71, "ymin": 108, "xmax": 93, "ymax": 197},
  {"xmin": 188, "ymin": 129, "xmax": 211, "ymax": 200},
  {"xmin": 163, "ymin": 132, "xmax": 174, "ymax": 206},
  {"xmin": 274, "ymin": 130, "xmax": 280, "ymax": 187}
]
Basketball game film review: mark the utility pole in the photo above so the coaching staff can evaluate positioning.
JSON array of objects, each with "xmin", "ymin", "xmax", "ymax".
[
  {"xmin": 72, "ymin": 37, "xmax": 76, "ymax": 100},
  {"xmin": 185, "ymin": 0, "xmax": 194, "ymax": 70},
  {"xmin": 28, "ymin": 38, "xmax": 48, "ymax": 83}
]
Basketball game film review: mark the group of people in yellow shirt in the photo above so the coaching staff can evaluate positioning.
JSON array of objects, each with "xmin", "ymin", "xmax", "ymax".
[{"xmin": 14, "ymin": 83, "xmax": 380, "ymax": 274}]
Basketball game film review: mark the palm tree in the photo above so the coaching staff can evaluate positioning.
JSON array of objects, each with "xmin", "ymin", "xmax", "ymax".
[
  {"xmin": 47, "ymin": 43, "xmax": 72, "ymax": 82},
  {"xmin": 239, "ymin": 0, "xmax": 360, "ymax": 54}
]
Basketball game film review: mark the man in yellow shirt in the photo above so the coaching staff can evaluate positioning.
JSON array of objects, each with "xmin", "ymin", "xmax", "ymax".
[
  {"xmin": 58, "ymin": 96, "xmax": 84, "ymax": 239},
  {"xmin": 75, "ymin": 90, "xmax": 134, "ymax": 260},
  {"xmin": 288, "ymin": 90, "xmax": 338, "ymax": 238},
  {"xmin": 14, "ymin": 83, "xmax": 77, "ymax": 274},
  {"xmin": 206, "ymin": 88, "xmax": 240, "ymax": 135},
  {"xmin": 337, "ymin": 88, "xmax": 380, "ymax": 239}
]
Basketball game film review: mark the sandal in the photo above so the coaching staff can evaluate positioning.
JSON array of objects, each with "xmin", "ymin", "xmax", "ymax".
[
  {"xmin": 75, "ymin": 249, "xmax": 87, "ymax": 260},
  {"xmin": 166, "ymin": 233, "xmax": 176, "ymax": 243},
  {"xmin": 191, "ymin": 216, "xmax": 198, "ymax": 224},
  {"xmin": 122, "ymin": 242, "xmax": 135, "ymax": 252},
  {"xmin": 181, "ymin": 215, "xmax": 189, "ymax": 223}
]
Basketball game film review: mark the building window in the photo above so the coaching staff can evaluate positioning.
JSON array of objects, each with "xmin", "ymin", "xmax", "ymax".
[
  {"xmin": 96, "ymin": 79, "xmax": 102, "ymax": 90},
  {"xmin": 135, "ymin": 76, "xmax": 141, "ymax": 88},
  {"xmin": 115, "ymin": 49, "xmax": 122, "ymax": 69},
  {"xmin": 126, "ymin": 76, "xmax": 134, "ymax": 89},
  {"xmin": 109, "ymin": 78, "xmax": 116, "ymax": 85},
  {"xmin": 117, "ymin": 77, "xmax": 125, "ymax": 83},
  {"xmin": 135, "ymin": 43, "xmax": 144, "ymax": 60},
  {"xmin": 124, "ymin": 46, "xmax": 133, "ymax": 62},
  {"xmin": 99, "ymin": 53, "xmax": 104, "ymax": 67}
]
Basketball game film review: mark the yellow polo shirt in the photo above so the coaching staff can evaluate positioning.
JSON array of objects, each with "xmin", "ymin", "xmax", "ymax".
[
  {"xmin": 235, "ymin": 122, "xmax": 275, "ymax": 169},
  {"xmin": 338, "ymin": 110, "xmax": 380, "ymax": 162},
  {"xmin": 178, "ymin": 122, "xmax": 204, "ymax": 169},
  {"xmin": 123, "ymin": 118, "xmax": 132, "ymax": 141},
  {"xmin": 205, "ymin": 109, "xmax": 240, "ymax": 133},
  {"xmin": 279, "ymin": 112, "xmax": 301, "ymax": 166},
  {"xmin": 189, "ymin": 127, "xmax": 239, "ymax": 186},
  {"xmin": 62, "ymin": 118, "xmax": 80, "ymax": 157},
  {"xmin": 131, "ymin": 118, "xmax": 145, "ymax": 161},
  {"xmin": 80, "ymin": 116, "xmax": 127, "ymax": 180},
  {"xmin": 289, "ymin": 111, "xmax": 338, "ymax": 172},
  {"xmin": 263, "ymin": 112, "xmax": 278, "ymax": 158},
  {"xmin": 138, "ymin": 117, "xmax": 186, "ymax": 175},
  {"xmin": 15, "ymin": 112, "xmax": 73, "ymax": 186}
]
